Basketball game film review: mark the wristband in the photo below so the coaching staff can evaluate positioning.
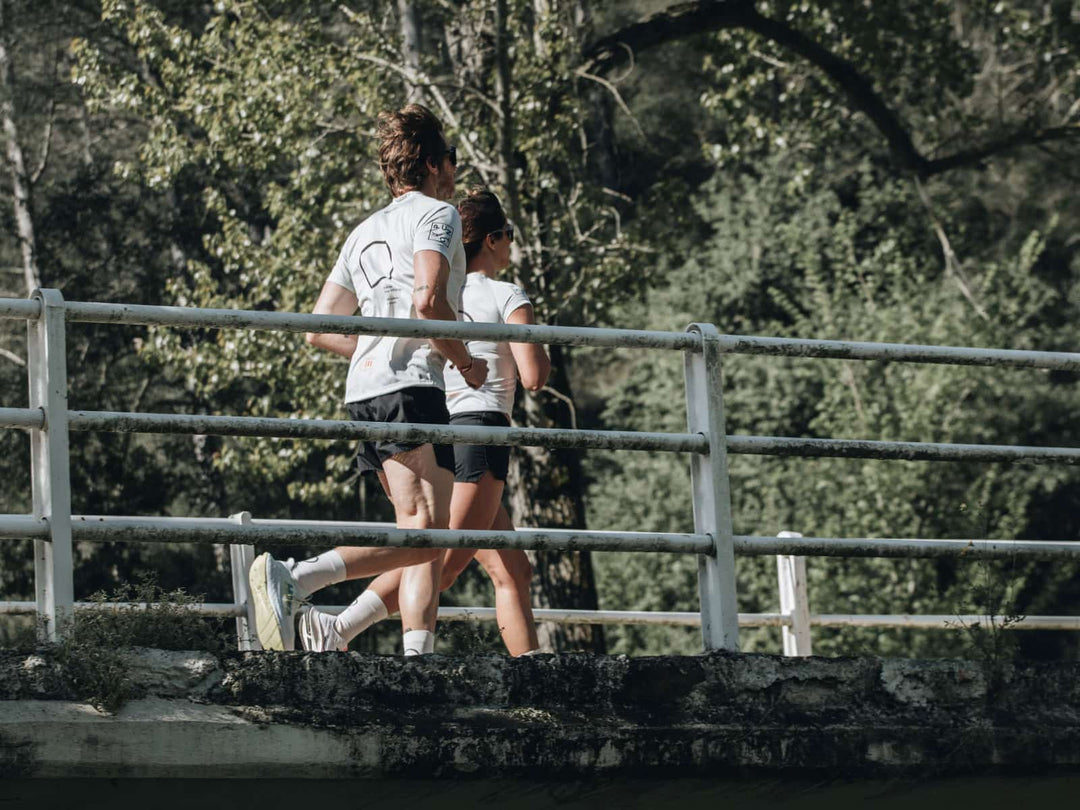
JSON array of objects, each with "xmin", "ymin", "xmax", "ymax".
[{"xmin": 459, "ymin": 358, "xmax": 474, "ymax": 373}]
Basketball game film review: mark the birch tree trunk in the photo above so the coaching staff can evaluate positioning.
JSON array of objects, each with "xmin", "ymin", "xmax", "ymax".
[
  {"xmin": 0, "ymin": 1, "xmax": 41, "ymax": 293},
  {"xmin": 396, "ymin": 0, "xmax": 423, "ymax": 104}
]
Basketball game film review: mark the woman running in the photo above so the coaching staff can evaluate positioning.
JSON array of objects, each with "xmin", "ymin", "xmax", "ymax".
[{"xmin": 299, "ymin": 189, "xmax": 549, "ymax": 656}]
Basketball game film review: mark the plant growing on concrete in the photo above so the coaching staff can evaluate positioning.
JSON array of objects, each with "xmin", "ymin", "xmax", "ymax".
[{"xmin": 50, "ymin": 575, "xmax": 230, "ymax": 712}]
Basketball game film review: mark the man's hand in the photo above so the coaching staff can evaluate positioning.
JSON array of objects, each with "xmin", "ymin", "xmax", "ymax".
[{"xmin": 460, "ymin": 357, "xmax": 489, "ymax": 389}]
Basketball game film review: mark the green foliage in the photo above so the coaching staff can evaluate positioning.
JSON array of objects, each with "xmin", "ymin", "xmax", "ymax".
[
  {"xmin": 50, "ymin": 576, "xmax": 231, "ymax": 712},
  {"xmin": 3, "ymin": 0, "xmax": 1077, "ymax": 659},
  {"xmin": 696, "ymin": 0, "xmax": 1080, "ymax": 175},
  {"xmin": 587, "ymin": 151, "xmax": 1080, "ymax": 659}
]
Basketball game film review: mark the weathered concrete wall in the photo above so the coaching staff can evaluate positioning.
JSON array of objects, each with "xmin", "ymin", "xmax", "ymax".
[{"xmin": 3, "ymin": 648, "xmax": 1080, "ymax": 779}]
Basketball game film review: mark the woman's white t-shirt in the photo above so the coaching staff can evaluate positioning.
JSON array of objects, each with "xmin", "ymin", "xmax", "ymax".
[{"xmin": 444, "ymin": 273, "xmax": 531, "ymax": 418}]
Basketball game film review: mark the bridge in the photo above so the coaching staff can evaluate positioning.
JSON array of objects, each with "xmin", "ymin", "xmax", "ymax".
[
  {"xmin": 2, "ymin": 289, "xmax": 1079, "ymax": 648},
  {"xmin": 2, "ymin": 290, "xmax": 1080, "ymax": 790}
]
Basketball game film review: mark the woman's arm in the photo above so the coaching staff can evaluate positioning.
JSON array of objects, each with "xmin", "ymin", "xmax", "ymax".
[{"xmin": 506, "ymin": 304, "xmax": 550, "ymax": 391}]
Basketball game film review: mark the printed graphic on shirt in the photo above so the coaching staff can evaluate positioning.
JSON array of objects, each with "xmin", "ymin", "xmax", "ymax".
[
  {"xmin": 359, "ymin": 241, "xmax": 393, "ymax": 288},
  {"xmin": 427, "ymin": 221, "xmax": 455, "ymax": 248}
]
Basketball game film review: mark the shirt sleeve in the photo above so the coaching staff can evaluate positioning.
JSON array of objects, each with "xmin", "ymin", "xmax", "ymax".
[
  {"xmin": 497, "ymin": 281, "xmax": 532, "ymax": 323},
  {"xmin": 414, "ymin": 203, "xmax": 460, "ymax": 262},
  {"xmin": 327, "ymin": 238, "xmax": 356, "ymax": 293}
]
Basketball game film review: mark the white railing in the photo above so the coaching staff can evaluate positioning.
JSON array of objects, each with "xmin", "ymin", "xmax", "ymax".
[{"xmin": 2, "ymin": 289, "xmax": 1080, "ymax": 656}]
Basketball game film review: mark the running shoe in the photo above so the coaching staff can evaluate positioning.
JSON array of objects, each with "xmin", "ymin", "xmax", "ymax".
[
  {"xmin": 248, "ymin": 552, "xmax": 299, "ymax": 651},
  {"xmin": 298, "ymin": 607, "xmax": 347, "ymax": 652}
]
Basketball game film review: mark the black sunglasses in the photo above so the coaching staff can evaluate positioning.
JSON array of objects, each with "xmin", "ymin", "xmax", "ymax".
[
  {"xmin": 488, "ymin": 223, "xmax": 514, "ymax": 242},
  {"xmin": 445, "ymin": 145, "xmax": 457, "ymax": 167}
]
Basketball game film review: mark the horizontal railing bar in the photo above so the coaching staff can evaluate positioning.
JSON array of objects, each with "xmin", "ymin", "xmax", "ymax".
[
  {"xmin": 432, "ymin": 607, "xmax": 707, "ymax": 626},
  {"xmin": 728, "ymin": 435, "xmax": 1080, "ymax": 464},
  {"xmin": 0, "ymin": 515, "xmax": 48, "ymax": 539},
  {"xmin": 0, "ymin": 299, "xmax": 40, "ymax": 321},
  {"xmin": 59, "ymin": 410, "xmax": 1080, "ymax": 464},
  {"xmin": 0, "ymin": 600, "xmax": 244, "ymax": 616},
  {"xmin": 4, "ymin": 599, "xmax": 1074, "ymax": 631},
  {"xmin": 59, "ymin": 300, "xmax": 701, "ymax": 352},
  {"xmin": 67, "ymin": 410, "xmax": 707, "ymax": 453},
  {"xmin": 68, "ymin": 516, "xmax": 713, "ymax": 554},
  {"xmin": 735, "ymin": 535, "xmax": 1080, "ymax": 560},
  {"xmin": 8, "ymin": 296, "xmax": 1080, "ymax": 369},
  {"xmin": 0, "ymin": 407, "xmax": 43, "ymax": 430},
  {"xmin": 433, "ymin": 608, "xmax": 1080, "ymax": 631},
  {"xmin": 810, "ymin": 614, "xmax": 1080, "ymax": 630},
  {"xmin": 388, "ymin": 606, "xmax": 784, "ymax": 627},
  {"xmin": 9, "ymin": 514, "xmax": 1078, "ymax": 563},
  {"xmin": 717, "ymin": 334, "xmax": 1080, "ymax": 371}
]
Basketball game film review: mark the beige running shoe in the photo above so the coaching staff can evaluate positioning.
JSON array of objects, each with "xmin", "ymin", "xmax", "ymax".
[
  {"xmin": 298, "ymin": 607, "xmax": 347, "ymax": 652},
  {"xmin": 248, "ymin": 552, "xmax": 299, "ymax": 651}
]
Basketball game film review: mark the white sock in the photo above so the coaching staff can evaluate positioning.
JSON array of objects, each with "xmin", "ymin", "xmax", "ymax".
[
  {"xmin": 333, "ymin": 590, "xmax": 389, "ymax": 643},
  {"xmin": 403, "ymin": 629, "xmax": 435, "ymax": 656},
  {"xmin": 518, "ymin": 649, "xmax": 543, "ymax": 657},
  {"xmin": 289, "ymin": 550, "xmax": 346, "ymax": 598}
]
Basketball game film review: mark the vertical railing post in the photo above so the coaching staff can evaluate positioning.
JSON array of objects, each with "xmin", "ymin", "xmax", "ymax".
[
  {"xmin": 776, "ymin": 532, "xmax": 812, "ymax": 656},
  {"xmin": 27, "ymin": 289, "xmax": 74, "ymax": 642},
  {"xmin": 684, "ymin": 323, "xmax": 739, "ymax": 651},
  {"xmin": 228, "ymin": 512, "xmax": 260, "ymax": 651}
]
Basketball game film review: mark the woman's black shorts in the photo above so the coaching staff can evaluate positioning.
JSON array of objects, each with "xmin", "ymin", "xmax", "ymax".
[
  {"xmin": 347, "ymin": 386, "xmax": 454, "ymax": 474},
  {"xmin": 450, "ymin": 411, "xmax": 511, "ymax": 483}
]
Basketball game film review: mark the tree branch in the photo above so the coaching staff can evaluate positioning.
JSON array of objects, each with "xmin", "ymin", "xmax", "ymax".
[
  {"xmin": 583, "ymin": 0, "xmax": 1080, "ymax": 177},
  {"xmin": 29, "ymin": 95, "xmax": 54, "ymax": 185},
  {"xmin": 0, "ymin": 346, "xmax": 26, "ymax": 366},
  {"xmin": 914, "ymin": 177, "xmax": 989, "ymax": 321}
]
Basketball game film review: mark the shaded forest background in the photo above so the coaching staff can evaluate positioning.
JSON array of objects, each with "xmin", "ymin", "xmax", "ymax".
[{"xmin": 2, "ymin": 0, "xmax": 1079, "ymax": 659}]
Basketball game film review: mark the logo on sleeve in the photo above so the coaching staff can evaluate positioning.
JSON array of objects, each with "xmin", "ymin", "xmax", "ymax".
[{"xmin": 428, "ymin": 221, "xmax": 455, "ymax": 248}]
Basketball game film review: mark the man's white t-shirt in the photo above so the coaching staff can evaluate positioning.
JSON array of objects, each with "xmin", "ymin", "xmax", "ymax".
[
  {"xmin": 327, "ymin": 191, "xmax": 466, "ymax": 404},
  {"xmin": 444, "ymin": 273, "xmax": 531, "ymax": 418}
]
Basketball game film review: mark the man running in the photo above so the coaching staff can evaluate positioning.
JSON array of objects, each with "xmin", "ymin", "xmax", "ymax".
[{"xmin": 248, "ymin": 104, "xmax": 487, "ymax": 655}]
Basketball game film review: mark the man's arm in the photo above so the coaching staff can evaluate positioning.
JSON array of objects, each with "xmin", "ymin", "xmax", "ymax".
[
  {"xmin": 413, "ymin": 249, "xmax": 488, "ymax": 389},
  {"xmin": 306, "ymin": 279, "xmax": 360, "ymax": 358}
]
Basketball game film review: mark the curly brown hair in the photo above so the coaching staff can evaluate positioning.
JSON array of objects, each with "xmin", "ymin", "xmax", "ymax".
[
  {"xmin": 376, "ymin": 104, "xmax": 448, "ymax": 194},
  {"xmin": 457, "ymin": 188, "xmax": 507, "ymax": 262}
]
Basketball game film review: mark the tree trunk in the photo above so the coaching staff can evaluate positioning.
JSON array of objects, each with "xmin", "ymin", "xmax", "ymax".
[
  {"xmin": 486, "ymin": 0, "xmax": 602, "ymax": 653},
  {"xmin": 508, "ymin": 344, "xmax": 604, "ymax": 653},
  {"xmin": 0, "ymin": 1, "xmax": 41, "ymax": 293},
  {"xmin": 396, "ymin": 0, "xmax": 423, "ymax": 104}
]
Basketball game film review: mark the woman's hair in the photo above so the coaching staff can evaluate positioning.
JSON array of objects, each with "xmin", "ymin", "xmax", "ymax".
[
  {"xmin": 376, "ymin": 104, "xmax": 447, "ymax": 194},
  {"xmin": 458, "ymin": 188, "xmax": 507, "ymax": 262}
]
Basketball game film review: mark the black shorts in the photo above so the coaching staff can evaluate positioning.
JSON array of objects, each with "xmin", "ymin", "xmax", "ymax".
[
  {"xmin": 347, "ymin": 386, "xmax": 454, "ymax": 475},
  {"xmin": 450, "ymin": 411, "xmax": 511, "ymax": 483}
]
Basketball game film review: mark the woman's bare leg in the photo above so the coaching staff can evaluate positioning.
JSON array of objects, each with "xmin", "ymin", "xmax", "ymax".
[
  {"xmin": 351, "ymin": 475, "xmax": 538, "ymax": 654},
  {"xmin": 475, "ymin": 506, "xmax": 538, "ymax": 656}
]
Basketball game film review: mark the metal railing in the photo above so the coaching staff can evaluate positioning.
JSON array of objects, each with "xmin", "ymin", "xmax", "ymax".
[{"xmin": 2, "ymin": 289, "xmax": 1079, "ymax": 656}]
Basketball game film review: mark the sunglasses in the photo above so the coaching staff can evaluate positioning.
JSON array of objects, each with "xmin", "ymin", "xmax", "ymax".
[
  {"xmin": 445, "ymin": 145, "xmax": 457, "ymax": 167},
  {"xmin": 488, "ymin": 223, "xmax": 514, "ymax": 242}
]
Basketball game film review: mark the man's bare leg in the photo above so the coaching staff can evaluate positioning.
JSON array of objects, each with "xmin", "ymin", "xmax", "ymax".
[
  {"xmin": 293, "ymin": 445, "xmax": 452, "ymax": 654},
  {"xmin": 344, "ymin": 479, "xmax": 538, "ymax": 655},
  {"xmin": 381, "ymin": 445, "xmax": 453, "ymax": 653},
  {"xmin": 362, "ymin": 546, "xmax": 477, "ymax": 617}
]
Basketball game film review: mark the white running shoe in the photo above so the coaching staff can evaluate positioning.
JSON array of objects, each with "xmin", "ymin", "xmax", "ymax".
[
  {"xmin": 299, "ymin": 607, "xmax": 347, "ymax": 652},
  {"xmin": 248, "ymin": 552, "xmax": 300, "ymax": 651}
]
